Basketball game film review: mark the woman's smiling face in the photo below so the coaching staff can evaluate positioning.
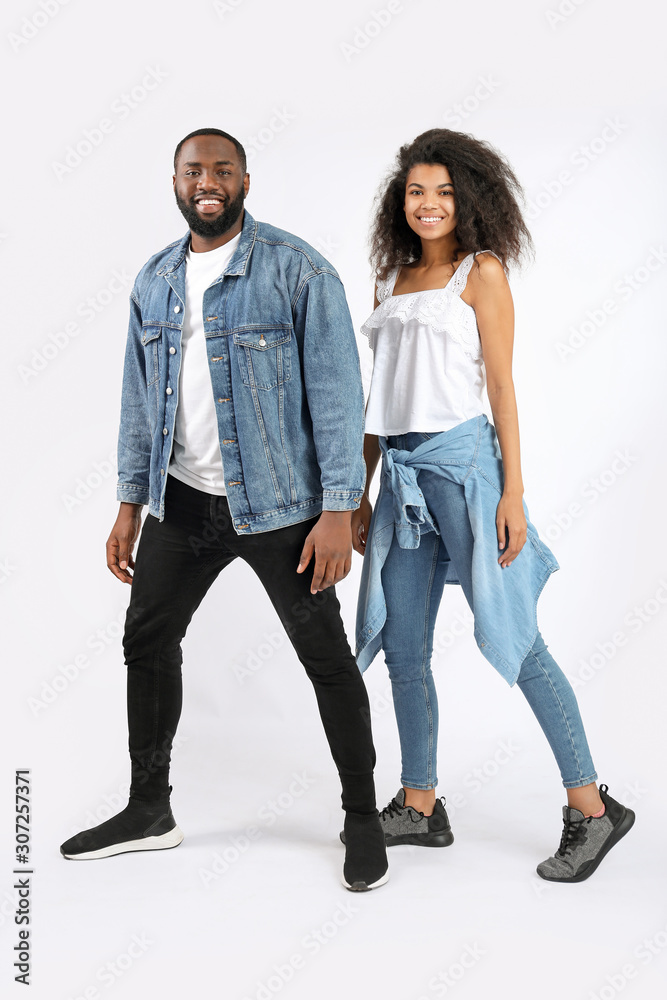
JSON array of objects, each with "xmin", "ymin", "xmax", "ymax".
[{"xmin": 404, "ymin": 163, "xmax": 457, "ymax": 241}]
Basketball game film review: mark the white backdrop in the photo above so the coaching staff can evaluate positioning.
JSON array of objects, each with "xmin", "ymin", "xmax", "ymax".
[{"xmin": 2, "ymin": 1, "xmax": 666, "ymax": 998}]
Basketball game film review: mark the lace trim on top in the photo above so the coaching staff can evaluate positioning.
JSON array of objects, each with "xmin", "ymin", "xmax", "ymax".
[
  {"xmin": 363, "ymin": 252, "xmax": 499, "ymax": 362},
  {"xmin": 375, "ymin": 250, "xmax": 500, "ymax": 302}
]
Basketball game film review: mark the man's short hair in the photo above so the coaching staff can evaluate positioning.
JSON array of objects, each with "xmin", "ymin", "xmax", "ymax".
[{"xmin": 174, "ymin": 128, "xmax": 247, "ymax": 173}]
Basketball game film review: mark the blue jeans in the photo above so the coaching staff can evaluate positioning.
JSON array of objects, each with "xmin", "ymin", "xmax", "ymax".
[{"xmin": 382, "ymin": 432, "xmax": 598, "ymax": 791}]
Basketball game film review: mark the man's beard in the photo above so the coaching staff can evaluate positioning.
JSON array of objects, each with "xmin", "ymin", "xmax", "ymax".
[{"xmin": 175, "ymin": 184, "xmax": 245, "ymax": 239}]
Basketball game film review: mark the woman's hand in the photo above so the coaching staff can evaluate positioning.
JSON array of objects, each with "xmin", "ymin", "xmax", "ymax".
[
  {"xmin": 496, "ymin": 493, "xmax": 527, "ymax": 568},
  {"xmin": 351, "ymin": 495, "xmax": 373, "ymax": 555}
]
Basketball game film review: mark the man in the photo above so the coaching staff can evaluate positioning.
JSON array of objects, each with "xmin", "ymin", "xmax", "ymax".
[{"xmin": 60, "ymin": 128, "xmax": 388, "ymax": 892}]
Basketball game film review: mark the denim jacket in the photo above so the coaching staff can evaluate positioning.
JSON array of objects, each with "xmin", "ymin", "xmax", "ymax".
[
  {"xmin": 355, "ymin": 415, "xmax": 559, "ymax": 685},
  {"xmin": 116, "ymin": 210, "xmax": 365, "ymax": 532}
]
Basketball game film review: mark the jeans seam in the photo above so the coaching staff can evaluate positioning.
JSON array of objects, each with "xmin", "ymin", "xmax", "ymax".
[
  {"xmin": 525, "ymin": 648, "xmax": 584, "ymax": 783},
  {"xmin": 461, "ymin": 415, "xmax": 482, "ymax": 486},
  {"xmin": 420, "ymin": 537, "xmax": 441, "ymax": 788},
  {"xmin": 563, "ymin": 773, "xmax": 598, "ymax": 789}
]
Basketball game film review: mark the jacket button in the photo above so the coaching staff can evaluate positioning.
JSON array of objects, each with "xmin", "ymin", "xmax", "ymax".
[
  {"xmin": 169, "ymin": 347, "xmax": 176, "ymax": 354},
  {"xmin": 163, "ymin": 428, "xmax": 168, "ymax": 435},
  {"xmin": 160, "ymin": 469, "xmax": 165, "ymax": 475},
  {"xmin": 166, "ymin": 387, "xmax": 173, "ymax": 395},
  {"xmin": 173, "ymin": 306, "xmax": 181, "ymax": 314}
]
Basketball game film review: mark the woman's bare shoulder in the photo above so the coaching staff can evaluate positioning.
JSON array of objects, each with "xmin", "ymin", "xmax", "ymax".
[{"xmin": 469, "ymin": 251, "xmax": 508, "ymax": 288}]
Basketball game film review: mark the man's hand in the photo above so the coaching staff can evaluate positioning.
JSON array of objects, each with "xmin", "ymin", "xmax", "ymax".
[
  {"xmin": 296, "ymin": 510, "xmax": 353, "ymax": 594},
  {"xmin": 351, "ymin": 495, "xmax": 372, "ymax": 555},
  {"xmin": 106, "ymin": 502, "xmax": 144, "ymax": 584}
]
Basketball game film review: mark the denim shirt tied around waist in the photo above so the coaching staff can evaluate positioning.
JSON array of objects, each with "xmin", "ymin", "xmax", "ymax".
[
  {"xmin": 355, "ymin": 415, "xmax": 559, "ymax": 686},
  {"xmin": 116, "ymin": 210, "xmax": 365, "ymax": 533}
]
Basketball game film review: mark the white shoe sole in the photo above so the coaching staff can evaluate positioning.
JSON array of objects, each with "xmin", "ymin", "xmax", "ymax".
[
  {"xmin": 62, "ymin": 825, "xmax": 184, "ymax": 861},
  {"xmin": 341, "ymin": 867, "xmax": 390, "ymax": 891}
]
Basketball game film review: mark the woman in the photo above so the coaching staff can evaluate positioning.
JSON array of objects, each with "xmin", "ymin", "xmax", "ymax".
[{"xmin": 352, "ymin": 129, "xmax": 634, "ymax": 882}]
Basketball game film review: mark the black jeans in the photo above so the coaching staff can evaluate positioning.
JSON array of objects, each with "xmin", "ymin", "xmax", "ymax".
[{"xmin": 123, "ymin": 474, "xmax": 377, "ymax": 814}]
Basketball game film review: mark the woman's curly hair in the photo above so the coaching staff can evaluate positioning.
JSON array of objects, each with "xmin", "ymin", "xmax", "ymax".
[{"xmin": 370, "ymin": 128, "xmax": 533, "ymax": 279}]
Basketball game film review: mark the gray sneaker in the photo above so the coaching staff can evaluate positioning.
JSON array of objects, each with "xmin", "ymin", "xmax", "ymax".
[
  {"xmin": 339, "ymin": 789, "xmax": 454, "ymax": 848},
  {"xmin": 378, "ymin": 788, "xmax": 454, "ymax": 847},
  {"xmin": 537, "ymin": 784, "xmax": 635, "ymax": 883}
]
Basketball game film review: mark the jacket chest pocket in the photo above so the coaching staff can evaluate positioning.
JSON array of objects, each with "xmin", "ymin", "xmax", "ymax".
[
  {"xmin": 233, "ymin": 325, "xmax": 292, "ymax": 391},
  {"xmin": 141, "ymin": 326, "xmax": 162, "ymax": 386}
]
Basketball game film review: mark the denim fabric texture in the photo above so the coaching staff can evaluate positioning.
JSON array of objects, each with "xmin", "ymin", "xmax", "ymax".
[
  {"xmin": 117, "ymin": 210, "xmax": 365, "ymax": 532},
  {"xmin": 356, "ymin": 416, "xmax": 560, "ymax": 685},
  {"xmin": 357, "ymin": 424, "xmax": 596, "ymax": 791}
]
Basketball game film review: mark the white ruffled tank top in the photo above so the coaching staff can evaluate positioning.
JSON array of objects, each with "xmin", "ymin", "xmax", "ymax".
[{"xmin": 361, "ymin": 251, "xmax": 499, "ymax": 436}]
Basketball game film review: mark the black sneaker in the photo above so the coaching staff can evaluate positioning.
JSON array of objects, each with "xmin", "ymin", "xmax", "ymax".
[
  {"xmin": 340, "ymin": 788, "xmax": 454, "ymax": 848},
  {"xmin": 341, "ymin": 811, "xmax": 389, "ymax": 891},
  {"xmin": 537, "ymin": 784, "xmax": 635, "ymax": 883},
  {"xmin": 60, "ymin": 796, "xmax": 183, "ymax": 860}
]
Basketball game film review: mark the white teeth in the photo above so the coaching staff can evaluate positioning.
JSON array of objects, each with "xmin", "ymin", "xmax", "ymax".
[
  {"xmin": 198, "ymin": 200, "xmax": 221, "ymax": 205},
  {"xmin": 419, "ymin": 217, "xmax": 442, "ymax": 222}
]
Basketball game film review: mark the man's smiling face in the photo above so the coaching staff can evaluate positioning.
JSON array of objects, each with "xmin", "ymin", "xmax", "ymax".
[{"xmin": 173, "ymin": 134, "xmax": 249, "ymax": 245}]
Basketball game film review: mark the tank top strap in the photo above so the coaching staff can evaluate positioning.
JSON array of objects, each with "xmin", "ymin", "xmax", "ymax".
[
  {"xmin": 376, "ymin": 268, "xmax": 400, "ymax": 303},
  {"xmin": 448, "ymin": 250, "xmax": 501, "ymax": 297}
]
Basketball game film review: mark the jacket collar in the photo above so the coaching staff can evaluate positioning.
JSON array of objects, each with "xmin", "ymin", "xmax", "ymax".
[{"xmin": 156, "ymin": 209, "xmax": 257, "ymax": 277}]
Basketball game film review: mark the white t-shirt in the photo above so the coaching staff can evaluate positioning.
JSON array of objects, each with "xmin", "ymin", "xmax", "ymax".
[
  {"xmin": 169, "ymin": 234, "xmax": 241, "ymax": 495},
  {"xmin": 361, "ymin": 252, "xmax": 498, "ymax": 436}
]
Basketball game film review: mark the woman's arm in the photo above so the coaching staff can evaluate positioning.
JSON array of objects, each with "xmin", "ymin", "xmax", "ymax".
[
  {"xmin": 352, "ymin": 433, "xmax": 381, "ymax": 554},
  {"xmin": 352, "ymin": 287, "xmax": 382, "ymax": 554},
  {"xmin": 466, "ymin": 254, "xmax": 527, "ymax": 568}
]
